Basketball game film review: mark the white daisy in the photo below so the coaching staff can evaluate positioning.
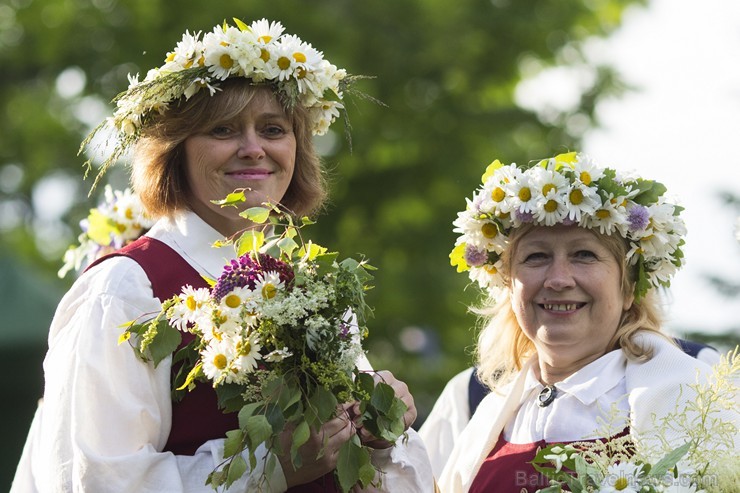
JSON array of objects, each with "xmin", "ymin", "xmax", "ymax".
[
  {"xmin": 202, "ymin": 26, "xmax": 242, "ymax": 79},
  {"xmin": 583, "ymin": 194, "xmax": 627, "ymax": 235},
  {"xmin": 264, "ymin": 347, "xmax": 292, "ymax": 362},
  {"xmin": 233, "ymin": 332, "xmax": 262, "ymax": 376},
  {"xmin": 571, "ymin": 153, "xmax": 605, "ymax": 185},
  {"xmin": 169, "ymin": 286, "xmax": 210, "ymax": 331},
  {"xmin": 254, "ymin": 271, "xmax": 285, "ymax": 301},
  {"xmin": 163, "ymin": 30, "xmax": 204, "ymax": 71},
  {"xmin": 600, "ymin": 462, "xmax": 644, "ymax": 493},
  {"xmin": 201, "ymin": 339, "xmax": 236, "ymax": 384},
  {"xmin": 563, "ymin": 181, "xmax": 600, "ymax": 223}
]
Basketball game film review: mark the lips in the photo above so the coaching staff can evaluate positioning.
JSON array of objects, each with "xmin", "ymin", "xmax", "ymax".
[{"xmin": 225, "ymin": 168, "xmax": 273, "ymax": 180}]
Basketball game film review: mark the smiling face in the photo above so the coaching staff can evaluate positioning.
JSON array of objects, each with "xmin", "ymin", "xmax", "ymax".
[
  {"xmin": 183, "ymin": 88, "xmax": 296, "ymax": 236},
  {"xmin": 509, "ymin": 224, "xmax": 633, "ymax": 373}
]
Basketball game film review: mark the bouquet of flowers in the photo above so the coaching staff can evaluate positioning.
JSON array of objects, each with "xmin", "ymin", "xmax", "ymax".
[
  {"xmin": 58, "ymin": 185, "xmax": 153, "ymax": 278},
  {"xmin": 120, "ymin": 199, "xmax": 408, "ymax": 492},
  {"xmin": 531, "ymin": 348, "xmax": 739, "ymax": 493}
]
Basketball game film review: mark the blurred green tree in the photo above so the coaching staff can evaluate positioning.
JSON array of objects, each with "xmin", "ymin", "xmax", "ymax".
[{"xmin": 0, "ymin": 0, "xmax": 644, "ymax": 486}]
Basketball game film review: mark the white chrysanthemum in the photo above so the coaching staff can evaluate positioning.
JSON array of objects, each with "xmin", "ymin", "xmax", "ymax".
[
  {"xmin": 452, "ymin": 209, "xmax": 506, "ymax": 251},
  {"xmin": 250, "ymin": 18, "xmax": 284, "ymax": 45},
  {"xmin": 469, "ymin": 261, "xmax": 505, "ymax": 291},
  {"xmin": 202, "ymin": 26, "xmax": 243, "ymax": 79},
  {"xmin": 232, "ymin": 332, "xmax": 262, "ymax": 378},
  {"xmin": 254, "ymin": 271, "xmax": 285, "ymax": 301},
  {"xmin": 163, "ymin": 30, "xmax": 204, "ymax": 72},
  {"xmin": 169, "ymin": 286, "xmax": 210, "ymax": 331},
  {"xmin": 505, "ymin": 171, "xmax": 538, "ymax": 216},
  {"xmin": 583, "ymin": 194, "xmax": 628, "ymax": 235},
  {"xmin": 218, "ymin": 286, "xmax": 256, "ymax": 317},
  {"xmin": 600, "ymin": 462, "xmax": 644, "ymax": 493},
  {"xmin": 563, "ymin": 182, "xmax": 600, "ymax": 223},
  {"xmin": 306, "ymin": 100, "xmax": 343, "ymax": 135},
  {"xmin": 201, "ymin": 339, "xmax": 236, "ymax": 384},
  {"xmin": 264, "ymin": 347, "xmax": 292, "ymax": 362},
  {"xmin": 571, "ymin": 154, "xmax": 605, "ymax": 186}
]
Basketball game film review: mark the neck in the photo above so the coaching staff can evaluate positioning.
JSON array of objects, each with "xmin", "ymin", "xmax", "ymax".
[{"xmin": 535, "ymin": 351, "xmax": 606, "ymax": 386}]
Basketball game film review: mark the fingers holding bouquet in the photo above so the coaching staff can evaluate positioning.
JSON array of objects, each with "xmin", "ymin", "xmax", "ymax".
[
  {"xmin": 279, "ymin": 403, "xmax": 355, "ymax": 487},
  {"xmin": 350, "ymin": 370, "xmax": 417, "ymax": 450}
]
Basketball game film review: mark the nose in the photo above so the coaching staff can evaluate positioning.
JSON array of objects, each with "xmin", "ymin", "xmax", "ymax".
[
  {"xmin": 543, "ymin": 256, "xmax": 576, "ymax": 291},
  {"xmin": 236, "ymin": 130, "xmax": 265, "ymax": 161}
]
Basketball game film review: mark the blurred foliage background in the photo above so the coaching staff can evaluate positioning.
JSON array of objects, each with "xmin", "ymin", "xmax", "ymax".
[{"xmin": 5, "ymin": 0, "xmax": 736, "ymax": 488}]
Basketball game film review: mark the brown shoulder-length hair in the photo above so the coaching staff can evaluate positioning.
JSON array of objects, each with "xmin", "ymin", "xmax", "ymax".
[
  {"xmin": 474, "ymin": 224, "xmax": 674, "ymax": 391},
  {"xmin": 130, "ymin": 78, "xmax": 328, "ymax": 219}
]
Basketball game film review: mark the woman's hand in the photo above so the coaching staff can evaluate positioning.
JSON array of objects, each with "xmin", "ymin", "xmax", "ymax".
[
  {"xmin": 278, "ymin": 404, "xmax": 354, "ymax": 487},
  {"xmin": 354, "ymin": 370, "xmax": 418, "ymax": 449}
]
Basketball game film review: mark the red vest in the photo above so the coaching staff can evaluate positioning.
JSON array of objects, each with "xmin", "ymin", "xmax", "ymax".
[{"xmin": 92, "ymin": 236, "xmax": 338, "ymax": 491}]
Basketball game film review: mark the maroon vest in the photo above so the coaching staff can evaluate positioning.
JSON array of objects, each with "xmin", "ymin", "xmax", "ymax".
[{"xmin": 91, "ymin": 236, "xmax": 338, "ymax": 491}]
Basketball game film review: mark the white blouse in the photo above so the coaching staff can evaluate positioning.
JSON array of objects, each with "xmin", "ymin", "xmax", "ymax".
[
  {"xmin": 505, "ymin": 349, "xmax": 629, "ymax": 444},
  {"xmin": 12, "ymin": 211, "xmax": 433, "ymax": 493}
]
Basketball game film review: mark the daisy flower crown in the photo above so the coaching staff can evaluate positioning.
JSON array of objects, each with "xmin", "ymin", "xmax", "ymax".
[
  {"xmin": 81, "ymin": 18, "xmax": 356, "ymax": 188},
  {"xmin": 449, "ymin": 152, "xmax": 687, "ymax": 301}
]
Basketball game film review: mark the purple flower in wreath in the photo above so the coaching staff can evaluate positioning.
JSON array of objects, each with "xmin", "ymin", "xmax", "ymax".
[{"xmin": 212, "ymin": 253, "xmax": 295, "ymax": 301}]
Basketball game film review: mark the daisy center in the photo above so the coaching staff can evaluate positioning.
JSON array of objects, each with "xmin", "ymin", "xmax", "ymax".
[
  {"xmin": 262, "ymin": 283, "xmax": 278, "ymax": 299},
  {"xmin": 518, "ymin": 187, "xmax": 532, "ymax": 201},
  {"xmin": 542, "ymin": 183, "xmax": 556, "ymax": 196},
  {"xmin": 569, "ymin": 188, "xmax": 584, "ymax": 205},
  {"xmin": 614, "ymin": 477, "xmax": 628, "ymax": 490},
  {"xmin": 293, "ymin": 52, "xmax": 307, "ymax": 63},
  {"xmin": 258, "ymin": 35, "xmax": 272, "ymax": 44},
  {"xmin": 492, "ymin": 187, "xmax": 506, "ymax": 202},
  {"xmin": 596, "ymin": 209, "xmax": 611, "ymax": 219},
  {"xmin": 260, "ymin": 48, "xmax": 270, "ymax": 62},
  {"xmin": 481, "ymin": 222, "xmax": 498, "ymax": 238},
  {"xmin": 544, "ymin": 199, "xmax": 558, "ymax": 213},
  {"xmin": 186, "ymin": 296, "xmax": 197, "ymax": 311},
  {"xmin": 219, "ymin": 54, "xmax": 234, "ymax": 70},
  {"xmin": 213, "ymin": 353, "xmax": 227, "ymax": 370},
  {"xmin": 580, "ymin": 171, "xmax": 592, "ymax": 185},
  {"xmin": 277, "ymin": 56, "xmax": 291, "ymax": 70},
  {"xmin": 224, "ymin": 294, "xmax": 241, "ymax": 309}
]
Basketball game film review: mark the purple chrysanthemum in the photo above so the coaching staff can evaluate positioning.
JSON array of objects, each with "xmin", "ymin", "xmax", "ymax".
[
  {"xmin": 627, "ymin": 205, "xmax": 650, "ymax": 232},
  {"xmin": 464, "ymin": 244, "xmax": 488, "ymax": 267},
  {"xmin": 515, "ymin": 210, "xmax": 534, "ymax": 224},
  {"xmin": 212, "ymin": 253, "xmax": 294, "ymax": 301}
]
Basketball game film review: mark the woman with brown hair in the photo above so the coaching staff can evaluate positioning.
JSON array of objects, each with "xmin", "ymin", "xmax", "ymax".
[{"xmin": 12, "ymin": 18, "xmax": 432, "ymax": 493}]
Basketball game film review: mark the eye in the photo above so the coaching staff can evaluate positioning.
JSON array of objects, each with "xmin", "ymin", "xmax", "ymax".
[
  {"xmin": 208, "ymin": 125, "xmax": 235, "ymax": 138},
  {"xmin": 574, "ymin": 250, "xmax": 598, "ymax": 261},
  {"xmin": 521, "ymin": 252, "xmax": 548, "ymax": 264},
  {"xmin": 261, "ymin": 123, "xmax": 288, "ymax": 138}
]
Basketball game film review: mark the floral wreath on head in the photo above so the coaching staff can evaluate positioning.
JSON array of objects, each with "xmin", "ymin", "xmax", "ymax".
[
  {"xmin": 81, "ymin": 17, "xmax": 361, "ymax": 189},
  {"xmin": 450, "ymin": 152, "xmax": 687, "ymax": 301}
]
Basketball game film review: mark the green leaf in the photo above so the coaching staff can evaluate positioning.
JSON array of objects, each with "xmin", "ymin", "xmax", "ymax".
[
  {"xmin": 370, "ymin": 382, "xmax": 395, "ymax": 413},
  {"xmin": 223, "ymin": 429, "xmax": 245, "ymax": 458},
  {"xmin": 245, "ymin": 415, "xmax": 273, "ymax": 448},
  {"xmin": 225, "ymin": 454, "xmax": 248, "ymax": 487},
  {"xmin": 237, "ymin": 402, "xmax": 263, "ymax": 428},
  {"xmin": 236, "ymin": 230, "xmax": 264, "ymax": 256},
  {"xmin": 241, "ymin": 206, "xmax": 271, "ymax": 224},
  {"xmin": 648, "ymin": 441, "xmax": 691, "ymax": 479},
  {"xmin": 290, "ymin": 420, "xmax": 310, "ymax": 457},
  {"xmin": 217, "ymin": 383, "xmax": 247, "ymax": 413},
  {"xmin": 149, "ymin": 320, "xmax": 182, "ymax": 367},
  {"xmin": 308, "ymin": 385, "xmax": 338, "ymax": 424},
  {"xmin": 232, "ymin": 17, "xmax": 249, "ymax": 31},
  {"xmin": 335, "ymin": 440, "xmax": 367, "ymax": 492},
  {"xmin": 277, "ymin": 236, "xmax": 299, "ymax": 258},
  {"xmin": 212, "ymin": 191, "xmax": 245, "ymax": 206}
]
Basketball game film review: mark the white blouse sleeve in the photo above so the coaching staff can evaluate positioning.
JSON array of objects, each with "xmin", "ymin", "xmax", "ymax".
[
  {"xmin": 417, "ymin": 367, "xmax": 475, "ymax": 479},
  {"xmin": 13, "ymin": 257, "xmax": 285, "ymax": 493}
]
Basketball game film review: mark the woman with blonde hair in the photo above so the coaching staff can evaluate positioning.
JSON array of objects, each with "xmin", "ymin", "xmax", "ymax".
[{"xmin": 420, "ymin": 152, "xmax": 737, "ymax": 492}]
